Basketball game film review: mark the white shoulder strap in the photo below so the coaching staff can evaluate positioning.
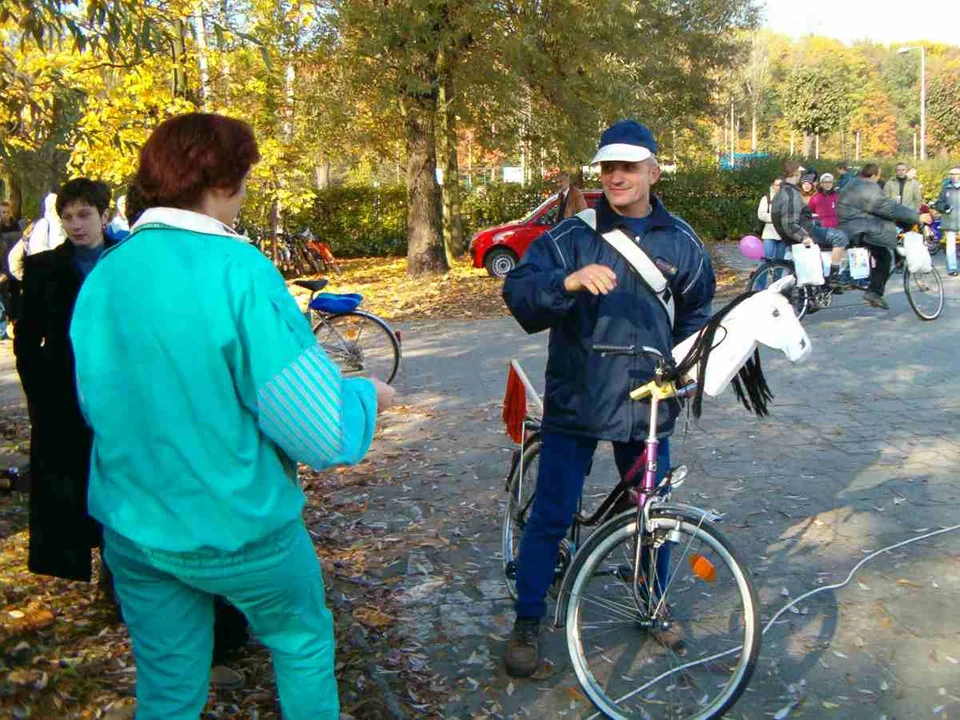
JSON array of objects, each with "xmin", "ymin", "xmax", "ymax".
[{"xmin": 575, "ymin": 209, "xmax": 675, "ymax": 326}]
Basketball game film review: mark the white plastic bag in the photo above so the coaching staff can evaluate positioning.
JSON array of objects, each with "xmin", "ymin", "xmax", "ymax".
[
  {"xmin": 903, "ymin": 231, "xmax": 932, "ymax": 273},
  {"xmin": 791, "ymin": 243, "xmax": 824, "ymax": 285},
  {"xmin": 820, "ymin": 250, "xmax": 833, "ymax": 277},
  {"xmin": 846, "ymin": 247, "xmax": 870, "ymax": 280}
]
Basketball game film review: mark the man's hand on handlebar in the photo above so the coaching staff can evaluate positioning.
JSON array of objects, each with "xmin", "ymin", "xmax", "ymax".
[{"xmin": 564, "ymin": 264, "xmax": 617, "ymax": 295}]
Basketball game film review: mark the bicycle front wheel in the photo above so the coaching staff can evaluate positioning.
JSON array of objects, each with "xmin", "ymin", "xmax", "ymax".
[
  {"xmin": 565, "ymin": 510, "xmax": 760, "ymax": 720},
  {"xmin": 314, "ymin": 310, "xmax": 401, "ymax": 383},
  {"xmin": 501, "ymin": 434, "xmax": 541, "ymax": 599},
  {"xmin": 747, "ymin": 261, "xmax": 808, "ymax": 320},
  {"xmin": 903, "ymin": 266, "xmax": 944, "ymax": 321}
]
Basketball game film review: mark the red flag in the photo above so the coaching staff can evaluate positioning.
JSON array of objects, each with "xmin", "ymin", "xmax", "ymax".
[{"xmin": 502, "ymin": 364, "xmax": 527, "ymax": 444}]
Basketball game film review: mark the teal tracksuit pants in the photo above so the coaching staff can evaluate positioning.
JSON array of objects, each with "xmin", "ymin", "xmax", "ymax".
[{"xmin": 104, "ymin": 521, "xmax": 338, "ymax": 720}]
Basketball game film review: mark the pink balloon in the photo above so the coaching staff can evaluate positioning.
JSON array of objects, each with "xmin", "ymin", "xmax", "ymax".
[{"xmin": 739, "ymin": 234, "xmax": 765, "ymax": 260}]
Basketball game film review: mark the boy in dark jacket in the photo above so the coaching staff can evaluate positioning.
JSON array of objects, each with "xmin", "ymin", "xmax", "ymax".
[{"xmin": 501, "ymin": 120, "xmax": 715, "ymax": 677}]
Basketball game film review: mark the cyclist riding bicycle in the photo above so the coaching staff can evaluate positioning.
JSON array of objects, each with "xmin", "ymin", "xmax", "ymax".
[
  {"xmin": 837, "ymin": 163, "xmax": 933, "ymax": 309},
  {"xmin": 501, "ymin": 120, "xmax": 715, "ymax": 679},
  {"xmin": 771, "ymin": 160, "xmax": 850, "ymax": 289}
]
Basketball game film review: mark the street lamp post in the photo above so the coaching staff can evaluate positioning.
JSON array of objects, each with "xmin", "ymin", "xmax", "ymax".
[{"xmin": 898, "ymin": 45, "xmax": 926, "ymax": 161}]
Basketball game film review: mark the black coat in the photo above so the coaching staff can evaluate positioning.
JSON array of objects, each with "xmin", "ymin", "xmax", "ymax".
[{"xmin": 14, "ymin": 239, "xmax": 113, "ymax": 581}]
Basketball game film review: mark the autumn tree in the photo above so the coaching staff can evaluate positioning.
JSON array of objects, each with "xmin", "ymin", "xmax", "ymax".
[{"xmin": 782, "ymin": 64, "xmax": 851, "ymax": 157}]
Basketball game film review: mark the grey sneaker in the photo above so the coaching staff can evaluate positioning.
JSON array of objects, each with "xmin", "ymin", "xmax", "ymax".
[
  {"xmin": 505, "ymin": 617, "xmax": 540, "ymax": 677},
  {"xmin": 863, "ymin": 290, "xmax": 889, "ymax": 310}
]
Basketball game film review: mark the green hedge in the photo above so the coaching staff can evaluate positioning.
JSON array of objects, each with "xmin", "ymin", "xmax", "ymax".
[{"xmin": 274, "ymin": 155, "xmax": 960, "ymax": 257}]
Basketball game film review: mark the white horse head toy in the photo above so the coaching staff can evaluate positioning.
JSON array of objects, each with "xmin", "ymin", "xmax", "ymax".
[{"xmin": 673, "ymin": 276, "xmax": 811, "ymax": 401}]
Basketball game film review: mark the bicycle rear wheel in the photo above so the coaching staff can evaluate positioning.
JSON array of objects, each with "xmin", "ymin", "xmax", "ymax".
[
  {"xmin": 501, "ymin": 435, "xmax": 541, "ymax": 599},
  {"xmin": 903, "ymin": 266, "xmax": 944, "ymax": 321},
  {"xmin": 565, "ymin": 509, "xmax": 760, "ymax": 720},
  {"xmin": 313, "ymin": 310, "xmax": 401, "ymax": 383},
  {"xmin": 747, "ymin": 261, "xmax": 808, "ymax": 320}
]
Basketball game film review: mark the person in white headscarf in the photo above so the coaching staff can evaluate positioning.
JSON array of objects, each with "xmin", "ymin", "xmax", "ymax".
[
  {"xmin": 107, "ymin": 194, "xmax": 130, "ymax": 236},
  {"xmin": 26, "ymin": 193, "xmax": 67, "ymax": 256}
]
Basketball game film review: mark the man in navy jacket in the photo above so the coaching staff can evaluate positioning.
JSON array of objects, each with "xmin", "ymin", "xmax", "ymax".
[{"xmin": 501, "ymin": 120, "xmax": 715, "ymax": 677}]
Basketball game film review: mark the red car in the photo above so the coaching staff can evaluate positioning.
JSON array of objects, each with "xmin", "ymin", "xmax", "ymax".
[{"xmin": 470, "ymin": 190, "xmax": 602, "ymax": 278}]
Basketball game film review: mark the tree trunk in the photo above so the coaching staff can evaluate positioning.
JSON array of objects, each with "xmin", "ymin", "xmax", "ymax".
[
  {"xmin": 9, "ymin": 176, "xmax": 22, "ymax": 219},
  {"xmin": 172, "ymin": 20, "xmax": 189, "ymax": 99},
  {"xmin": 751, "ymin": 104, "xmax": 758, "ymax": 152},
  {"xmin": 802, "ymin": 133, "xmax": 813, "ymax": 158},
  {"xmin": 270, "ymin": 196, "xmax": 281, "ymax": 267},
  {"xmin": 405, "ymin": 95, "xmax": 448, "ymax": 277},
  {"xmin": 193, "ymin": 4, "xmax": 210, "ymax": 109},
  {"xmin": 438, "ymin": 69, "xmax": 464, "ymax": 261}
]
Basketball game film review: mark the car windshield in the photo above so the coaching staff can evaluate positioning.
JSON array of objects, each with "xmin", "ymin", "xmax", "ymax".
[{"xmin": 518, "ymin": 194, "xmax": 558, "ymax": 224}]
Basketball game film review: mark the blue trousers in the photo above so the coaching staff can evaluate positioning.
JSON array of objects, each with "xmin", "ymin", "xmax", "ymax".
[
  {"xmin": 515, "ymin": 432, "xmax": 670, "ymax": 619},
  {"xmin": 104, "ymin": 521, "xmax": 338, "ymax": 720}
]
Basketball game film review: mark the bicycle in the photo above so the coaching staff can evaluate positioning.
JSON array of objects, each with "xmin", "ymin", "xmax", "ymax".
[
  {"xmin": 500, "ymin": 281, "xmax": 812, "ymax": 719},
  {"xmin": 746, "ymin": 233, "xmax": 944, "ymax": 322},
  {"xmin": 502, "ymin": 351, "xmax": 760, "ymax": 719},
  {"xmin": 295, "ymin": 278, "xmax": 401, "ymax": 384}
]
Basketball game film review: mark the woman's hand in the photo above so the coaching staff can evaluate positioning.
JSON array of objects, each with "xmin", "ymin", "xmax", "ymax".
[
  {"xmin": 369, "ymin": 378, "xmax": 397, "ymax": 413},
  {"xmin": 563, "ymin": 264, "xmax": 617, "ymax": 295}
]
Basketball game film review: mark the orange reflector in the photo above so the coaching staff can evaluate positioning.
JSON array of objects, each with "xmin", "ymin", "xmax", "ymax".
[{"xmin": 689, "ymin": 554, "xmax": 717, "ymax": 583}]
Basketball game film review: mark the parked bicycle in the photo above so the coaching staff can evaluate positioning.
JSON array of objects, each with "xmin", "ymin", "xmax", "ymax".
[
  {"xmin": 501, "ymin": 280, "xmax": 812, "ymax": 719},
  {"xmin": 296, "ymin": 279, "xmax": 401, "ymax": 384},
  {"xmin": 746, "ymin": 232, "xmax": 944, "ymax": 322}
]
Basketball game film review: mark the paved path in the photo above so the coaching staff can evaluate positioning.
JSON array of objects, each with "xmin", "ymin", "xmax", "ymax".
[
  {"xmin": 366, "ymin": 266, "xmax": 960, "ymax": 719},
  {"xmin": 3, "ymin": 247, "xmax": 959, "ymax": 718}
]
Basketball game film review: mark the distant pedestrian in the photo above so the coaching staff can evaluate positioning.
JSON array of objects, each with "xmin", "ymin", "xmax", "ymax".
[
  {"xmin": 800, "ymin": 174, "xmax": 817, "ymax": 204},
  {"xmin": 933, "ymin": 167, "xmax": 960, "ymax": 276},
  {"xmin": 808, "ymin": 173, "xmax": 840, "ymax": 229},
  {"xmin": 756, "ymin": 178, "xmax": 784, "ymax": 259},
  {"xmin": 884, "ymin": 162, "xmax": 922, "ymax": 211},
  {"xmin": 836, "ymin": 163, "xmax": 853, "ymax": 191},
  {"xmin": 555, "ymin": 172, "xmax": 587, "ymax": 220},
  {"xmin": 26, "ymin": 193, "xmax": 66, "ymax": 256},
  {"xmin": 106, "ymin": 194, "xmax": 130, "ymax": 237}
]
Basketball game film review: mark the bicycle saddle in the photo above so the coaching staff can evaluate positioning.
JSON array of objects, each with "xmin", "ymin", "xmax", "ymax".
[
  {"xmin": 309, "ymin": 292, "xmax": 363, "ymax": 313},
  {"xmin": 294, "ymin": 279, "xmax": 329, "ymax": 292}
]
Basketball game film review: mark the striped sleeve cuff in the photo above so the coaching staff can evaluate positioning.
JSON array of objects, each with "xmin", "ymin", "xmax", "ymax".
[{"xmin": 257, "ymin": 345, "xmax": 348, "ymax": 469}]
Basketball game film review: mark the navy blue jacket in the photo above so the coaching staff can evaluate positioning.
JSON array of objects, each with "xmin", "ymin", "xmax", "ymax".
[{"xmin": 502, "ymin": 194, "xmax": 715, "ymax": 442}]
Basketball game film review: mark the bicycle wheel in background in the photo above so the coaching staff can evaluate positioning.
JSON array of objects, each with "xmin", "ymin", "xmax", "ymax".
[
  {"xmin": 903, "ymin": 266, "xmax": 944, "ymax": 321},
  {"xmin": 501, "ymin": 434, "xmax": 541, "ymax": 599},
  {"xmin": 313, "ymin": 310, "xmax": 401, "ymax": 383},
  {"xmin": 565, "ymin": 510, "xmax": 761, "ymax": 720},
  {"xmin": 747, "ymin": 261, "xmax": 808, "ymax": 320}
]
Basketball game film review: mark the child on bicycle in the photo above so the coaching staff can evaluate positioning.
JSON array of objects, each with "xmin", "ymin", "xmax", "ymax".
[{"xmin": 501, "ymin": 120, "xmax": 715, "ymax": 678}]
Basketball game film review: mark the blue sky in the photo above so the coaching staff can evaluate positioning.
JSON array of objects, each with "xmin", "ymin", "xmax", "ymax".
[{"xmin": 763, "ymin": 0, "xmax": 960, "ymax": 46}]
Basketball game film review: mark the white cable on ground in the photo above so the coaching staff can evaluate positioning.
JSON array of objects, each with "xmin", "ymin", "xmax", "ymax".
[{"xmin": 593, "ymin": 522, "xmax": 960, "ymax": 716}]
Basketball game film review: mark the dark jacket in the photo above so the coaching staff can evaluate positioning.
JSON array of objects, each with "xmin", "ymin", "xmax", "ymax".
[
  {"xmin": 771, "ymin": 182, "xmax": 816, "ymax": 243},
  {"xmin": 837, "ymin": 176, "xmax": 919, "ymax": 249},
  {"xmin": 933, "ymin": 181, "xmax": 960, "ymax": 233},
  {"xmin": 14, "ymin": 238, "xmax": 115, "ymax": 581},
  {"xmin": 502, "ymin": 194, "xmax": 715, "ymax": 442}
]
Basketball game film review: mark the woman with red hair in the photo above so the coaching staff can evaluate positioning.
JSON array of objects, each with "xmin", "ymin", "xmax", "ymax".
[{"xmin": 69, "ymin": 113, "xmax": 395, "ymax": 719}]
